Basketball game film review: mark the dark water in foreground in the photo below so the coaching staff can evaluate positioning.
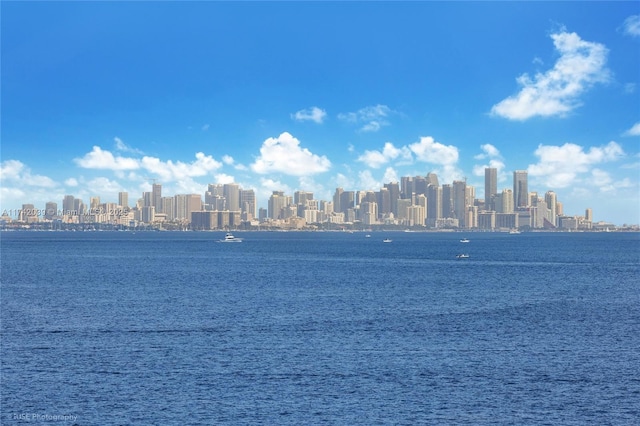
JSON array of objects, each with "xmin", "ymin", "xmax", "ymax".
[{"xmin": 1, "ymin": 231, "xmax": 639, "ymax": 424}]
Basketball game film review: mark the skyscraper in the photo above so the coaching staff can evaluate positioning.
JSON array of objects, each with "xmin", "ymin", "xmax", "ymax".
[
  {"xmin": 545, "ymin": 191, "xmax": 557, "ymax": 227},
  {"xmin": 513, "ymin": 170, "xmax": 528, "ymax": 208},
  {"xmin": 485, "ymin": 167, "xmax": 497, "ymax": 211},
  {"xmin": 223, "ymin": 183, "xmax": 240, "ymax": 211},
  {"xmin": 152, "ymin": 183, "xmax": 162, "ymax": 213},
  {"xmin": 118, "ymin": 192, "xmax": 129, "ymax": 209},
  {"xmin": 452, "ymin": 180, "xmax": 467, "ymax": 227}
]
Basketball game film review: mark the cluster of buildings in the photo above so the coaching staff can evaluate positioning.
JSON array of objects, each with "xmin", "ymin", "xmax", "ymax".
[{"xmin": 3, "ymin": 168, "xmax": 616, "ymax": 231}]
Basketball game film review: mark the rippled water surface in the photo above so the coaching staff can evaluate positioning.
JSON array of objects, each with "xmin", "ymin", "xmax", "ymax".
[{"xmin": 2, "ymin": 231, "xmax": 639, "ymax": 424}]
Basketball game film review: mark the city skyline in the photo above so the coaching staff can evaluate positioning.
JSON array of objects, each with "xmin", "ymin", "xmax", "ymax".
[
  {"xmin": 1, "ymin": 3, "xmax": 639, "ymax": 225},
  {"xmin": 5, "ymin": 167, "xmax": 623, "ymax": 231}
]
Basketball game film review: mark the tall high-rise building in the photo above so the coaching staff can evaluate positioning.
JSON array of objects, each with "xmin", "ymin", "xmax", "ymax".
[
  {"xmin": 63, "ymin": 195, "xmax": 75, "ymax": 216},
  {"xmin": 441, "ymin": 184, "xmax": 453, "ymax": 218},
  {"xmin": 90, "ymin": 196, "xmax": 101, "ymax": 209},
  {"xmin": 340, "ymin": 191, "xmax": 355, "ymax": 214},
  {"xmin": 401, "ymin": 176, "xmax": 414, "ymax": 199},
  {"xmin": 513, "ymin": 170, "xmax": 528, "ymax": 208},
  {"xmin": 240, "ymin": 189, "xmax": 256, "ymax": 218},
  {"xmin": 496, "ymin": 189, "xmax": 514, "ymax": 214},
  {"xmin": 294, "ymin": 191, "xmax": 314, "ymax": 206},
  {"xmin": 377, "ymin": 187, "xmax": 391, "ymax": 218},
  {"xmin": 152, "ymin": 183, "xmax": 162, "ymax": 213},
  {"xmin": 223, "ymin": 183, "xmax": 240, "ymax": 211},
  {"xmin": 485, "ymin": 167, "xmax": 497, "ymax": 211},
  {"xmin": 545, "ymin": 191, "xmax": 557, "ymax": 227},
  {"xmin": 427, "ymin": 184, "xmax": 442, "ymax": 222},
  {"xmin": 45, "ymin": 202, "xmax": 57, "ymax": 219},
  {"xmin": 118, "ymin": 192, "xmax": 129, "ymax": 208},
  {"xmin": 383, "ymin": 182, "xmax": 400, "ymax": 216},
  {"xmin": 269, "ymin": 191, "xmax": 288, "ymax": 219},
  {"xmin": 333, "ymin": 188, "xmax": 343, "ymax": 213},
  {"xmin": 162, "ymin": 197, "xmax": 175, "ymax": 221},
  {"xmin": 414, "ymin": 176, "xmax": 428, "ymax": 196},
  {"xmin": 426, "ymin": 172, "xmax": 439, "ymax": 187},
  {"xmin": 585, "ymin": 208, "xmax": 593, "ymax": 222},
  {"xmin": 452, "ymin": 180, "xmax": 467, "ymax": 227}
]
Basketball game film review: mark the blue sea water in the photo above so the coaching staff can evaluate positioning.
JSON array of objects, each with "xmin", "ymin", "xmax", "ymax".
[{"xmin": 1, "ymin": 231, "xmax": 639, "ymax": 425}]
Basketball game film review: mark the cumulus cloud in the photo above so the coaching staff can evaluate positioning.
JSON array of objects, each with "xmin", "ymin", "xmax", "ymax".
[
  {"xmin": 250, "ymin": 132, "xmax": 331, "ymax": 176},
  {"xmin": 338, "ymin": 104, "xmax": 393, "ymax": 132},
  {"xmin": 621, "ymin": 15, "xmax": 640, "ymax": 37},
  {"xmin": 472, "ymin": 143, "xmax": 506, "ymax": 178},
  {"xmin": 140, "ymin": 152, "xmax": 223, "ymax": 181},
  {"xmin": 409, "ymin": 136, "xmax": 459, "ymax": 166},
  {"xmin": 65, "ymin": 178, "xmax": 79, "ymax": 187},
  {"xmin": 491, "ymin": 30, "xmax": 610, "ymax": 120},
  {"xmin": 291, "ymin": 106, "xmax": 327, "ymax": 124},
  {"xmin": 76, "ymin": 146, "xmax": 223, "ymax": 182},
  {"xmin": 624, "ymin": 122, "xmax": 640, "ymax": 136},
  {"xmin": 358, "ymin": 170, "xmax": 380, "ymax": 191},
  {"xmin": 528, "ymin": 141, "xmax": 624, "ymax": 188},
  {"xmin": 75, "ymin": 146, "xmax": 140, "ymax": 170},
  {"xmin": 0, "ymin": 160, "xmax": 60, "ymax": 212},
  {"xmin": 0, "ymin": 160, "xmax": 57, "ymax": 188},
  {"xmin": 382, "ymin": 167, "xmax": 399, "ymax": 184},
  {"xmin": 357, "ymin": 142, "xmax": 412, "ymax": 168}
]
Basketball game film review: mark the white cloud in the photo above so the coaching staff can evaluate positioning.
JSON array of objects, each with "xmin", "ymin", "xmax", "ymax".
[
  {"xmin": 338, "ymin": 104, "xmax": 393, "ymax": 132},
  {"xmin": 65, "ymin": 178, "xmax": 79, "ymax": 187},
  {"xmin": 86, "ymin": 177, "xmax": 123, "ymax": 196},
  {"xmin": 222, "ymin": 155, "xmax": 234, "ymax": 165},
  {"xmin": 0, "ymin": 159, "xmax": 57, "ymax": 188},
  {"xmin": 382, "ymin": 167, "xmax": 399, "ymax": 184},
  {"xmin": 75, "ymin": 146, "xmax": 140, "ymax": 170},
  {"xmin": 409, "ymin": 136, "xmax": 459, "ymax": 166},
  {"xmin": 140, "ymin": 152, "xmax": 223, "ymax": 181},
  {"xmin": 621, "ymin": 15, "xmax": 640, "ymax": 37},
  {"xmin": 472, "ymin": 144, "xmax": 506, "ymax": 181},
  {"xmin": 474, "ymin": 143, "xmax": 502, "ymax": 160},
  {"xmin": 250, "ymin": 132, "xmax": 331, "ymax": 176},
  {"xmin": 358, "ymin": 170, "xmax": 380, "ymax": 191},
  {"xmin": 76, "ymin": 146, "xmax": 223, "ymax": 182},
  {"xmin": 0, "ymin": 160, "xmax": 61, "ymax": 213},
  {"xmin": 491, "ymin": 30, "xmax": 610, "ymax": 120},
  {"xmin": 214, "ymin": 173, "xmax": 235, "ymax": 184},
  {"xmin": 114, "ymin": 137, "xmax": 144, "ymax": 155},
  {"xmin": 624, "ymin": 122, "xmax": 640, "ymax": 136},
  {"xmin": 528, "ymin": 141, "xmax": 624, "ymax": 188},
  {"xmin": 357, "ymin": 142, "xmax": 412, "ymax": 169},
  {"xmin": 291, "ymin": 106, "xmax": 327, "ymax": 124}
]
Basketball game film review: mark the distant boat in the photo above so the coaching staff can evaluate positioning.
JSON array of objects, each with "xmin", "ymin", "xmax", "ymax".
[
  {"xmin": 456, "ymin": 254, "xmax": 469, "ymax": 259},
  {"xmin": 383, "ymin": 238, "xmax": 392, "ymax": 243},
  {"xmin": 509, "ymin": 229, "xmax": 521, "ymax": 234},
  {"xmin": 460, "ymin": 238, "xmax": 470, "ymax": 243},
  {"xmin": 365, "ymin": 234, "xmax": 371, "ymax": 238},
  {"xmin": 218, "ymin": 232, "xmax": 243, "ymax": 242}
]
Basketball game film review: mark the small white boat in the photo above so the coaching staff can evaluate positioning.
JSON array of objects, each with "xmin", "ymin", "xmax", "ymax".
[
  {"xmin": 383, "ymin": 238, "xmax": 392, "ymax": 243},
  {"xmin": 509, "ymin": 229, "xmax": 521, "ymax": 234},
  {"xmin": 460, "ymin": 238, "xmax": 470, "ymax": 243},
  {"xmin": 218, "ymin": 232, "xmax": 243, "ymax": 242},
  {"xmin": 456, "ymin": 254, "xmax": 469, "ymax": 259}
]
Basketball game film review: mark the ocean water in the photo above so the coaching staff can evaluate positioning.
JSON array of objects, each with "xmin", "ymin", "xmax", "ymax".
[{"xmin": 1, "ymin": 231, "xmax": 639, "ymax": 425}]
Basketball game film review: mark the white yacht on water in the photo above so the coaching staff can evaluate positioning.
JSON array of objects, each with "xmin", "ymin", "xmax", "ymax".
[{"xmin": 218, "ymin": 232, "xmax": 243, "ymax": 242}]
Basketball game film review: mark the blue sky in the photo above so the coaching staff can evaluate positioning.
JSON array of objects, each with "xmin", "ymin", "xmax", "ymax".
[{"xmin": 2, "ymin": 2, "xmax": 639, "ymax": 225}]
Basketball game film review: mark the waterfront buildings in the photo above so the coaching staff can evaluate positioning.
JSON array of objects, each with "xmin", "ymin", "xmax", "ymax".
[{"xmin": 5, "ymin": 167, "xmax": 619, "ymax": 231}]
